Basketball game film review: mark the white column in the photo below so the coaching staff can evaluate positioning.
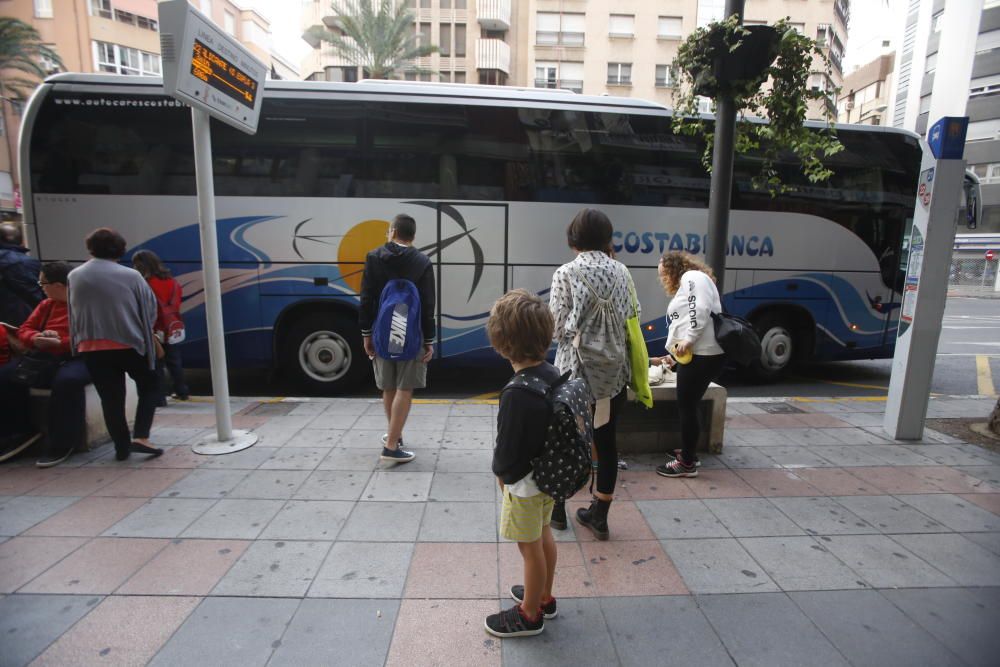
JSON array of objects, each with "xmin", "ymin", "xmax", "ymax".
[{"xmin": 926, "ymin": 0, "xmax": 984, "ymax": 123}]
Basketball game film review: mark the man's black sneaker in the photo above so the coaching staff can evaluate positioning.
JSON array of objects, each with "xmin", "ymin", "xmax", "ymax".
[
  {"xmin": 510, "ymin": 585, "xmax": 557, "ymax": 619},
  {"xmin": 668, "ymin": 449, "xmax": 701, "ymax": 467},
  {"xmin": 36, "ymin": 446, "xmax": 75, "ymax": 468},
  {"xmin": 381, "ymin": 434, "xmax": 410, "ymax": 450},
  {"xmin": 484, "ymin": 604, "xmax": 544, "ymax": 638},
  {"xmin": 0, "ymin": 433, "xmax": 41, "ymax": 463},
  {"xmin": 550, "ymin": 501, "xmax": 567, "ymax": 530},
  {"xmin": 656, "ymin": 459, "xmax": 698, "ymax": 478},
  {"xmin": 379, "ymin": 446, "xmax": 415, "ymax": 463}
]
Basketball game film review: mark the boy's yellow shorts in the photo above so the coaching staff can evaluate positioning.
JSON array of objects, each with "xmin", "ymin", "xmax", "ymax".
[{"xmin": 500, "ymin": 489, "xmax": 554, "ymax": 543}]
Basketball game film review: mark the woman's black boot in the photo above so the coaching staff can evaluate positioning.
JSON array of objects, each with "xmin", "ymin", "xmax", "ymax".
[
  {"xmin": 575, "ymin": 497, "xmax": 611, "ymax": 540},
  {"xmin": 550, "ymin": 501, "xmax": 567, "ymax": 530}
]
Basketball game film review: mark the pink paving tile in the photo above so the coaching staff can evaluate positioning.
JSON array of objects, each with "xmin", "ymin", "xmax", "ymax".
[
  {"xmin": 735, "ymin": 469, "xmax": 823, "ymax": 497},
  {"xmin": 29, "ymin": 595, "xmax": 200, "ymax": 667},
  {"xmin": 793, "ymin": 468, "xmax": 882, "ymax": 496},
  {"xmin": 20, "ymin": 537, "xmax": 167, "ymax": 594},
  {"xmin": 153, "ymin": 414, "xmax": 215, "ymax": 428},
  {"xmin": 27, "ymin": 468, "xmax": 128, "ymax": 497},
  {"xmin": 681, "ymin": 470, "xmax": 760, "ymax": 499},
  {"xmin": 794, "ymin": 413, "xmax": 851, "ymax": 428},
  {"xmin": 726, "ymin": 415, "xmax": 766, "ymax": 429},
  {"xmin": 0, "ymin": 536, "xmax": 88, "ymax": 593},
  {"xmin": 142, "ymin": 446, "xmax": 204, "ymax": 469},
  {"xmin": 118, "ymin": 538, "xmax": 248, "ymax": 595},
  {"xmin": 405, "ymin": 543, "xmax": 498, "ymax": 599},
  {"xmin": 24, "ymin": 497, "xmax": 148, "ymax": 537},
  {"xmin": 618, "ymin": 471, "xmax": 697, "ymax": 500},
  {"xmin": 90, "ymin": 468, "xmax": 191, "ymax": 498},
  {"xmin": 848, "ymin": 466, "xmax": 945, "ymax": 494},
  {"xmin": 580, "ymin": 540, "xmax": 688, "ymax": 597},
  {"xmin": 750, "ymin": 414, "xmax": 811, "ymax": 428},
  {"xmin": 233, "ymin": 415, "xmax": 269, "ymax": 429},
  {"xmin": 565, "ymin": 500, "xmax": 656, "ymax": 542},
  {"xmin": 498, "ymin": 541, "xmax": 595, "ymax": 600},
  {"xmin": 960, "ymin": 493, "xmax": 1000, "ymax": 515},
  {"xmin": 386, "ymin": 599, "xmax": 501, "ymax": 667},
  {"xmin": 0, "ymin": 468, "xmax": 68, "ymax": 495},
  {"xmin": 903, "ymin": 466, "xmax": 1000, "ymax": 494}
]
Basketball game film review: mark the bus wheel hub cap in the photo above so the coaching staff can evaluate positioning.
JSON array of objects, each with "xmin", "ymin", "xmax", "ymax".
[
  {"xmin": 299, "ymin": 331, "xmax": 350, "ymax": 382},
  {"xmin": 761, "ymin": 327, "xmax": 792, "ymax": 370}
]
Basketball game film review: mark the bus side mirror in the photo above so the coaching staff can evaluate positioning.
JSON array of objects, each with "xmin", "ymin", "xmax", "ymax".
[{"xmin": 963, "ymin": 171, "xmax": 981, "ymax": 230}]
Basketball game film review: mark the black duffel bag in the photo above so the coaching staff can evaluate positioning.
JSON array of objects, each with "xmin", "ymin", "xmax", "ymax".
[
  {"xmin": 12, "ymin": 351, "xmax": 65, "ymax": 389},
  {"xmin": 711, "ymin": 312, "xmax": 762, "ymax": 366}
]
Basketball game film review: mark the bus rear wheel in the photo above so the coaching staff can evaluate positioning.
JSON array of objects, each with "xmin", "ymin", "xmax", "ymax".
[
  {"xmin": 749, "ymin": 313, "xmax": 795, "ymax": 381},
  {"xmin": 280, "ymin": 312, "xmax": 368, "ymax": 394}
]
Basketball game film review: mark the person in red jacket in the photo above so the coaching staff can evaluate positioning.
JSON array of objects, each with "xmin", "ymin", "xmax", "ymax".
[
  {"xmin": 0, "ymin": 262, "xmax": 91, "ymax": 466},
  {"xmin": 132, "ymin": 250, "xmax": 189, "ymax": 403}
]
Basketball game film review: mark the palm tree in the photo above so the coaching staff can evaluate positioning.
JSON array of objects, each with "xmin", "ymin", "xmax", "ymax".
[
  {"xmin": 0, "ymin": 18, "xmax": 62, "ymax": 100},
  {"xmin": 305, "ymin": 0, "xmax": 437, "ymax": 80},
  {"xmin": 990, "ymin": 398, "xmax": 1000, "ymax": 436}
]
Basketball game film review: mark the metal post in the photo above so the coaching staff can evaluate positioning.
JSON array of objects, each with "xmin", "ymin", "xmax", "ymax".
[
  {"xmin": 704, "ymin": 0, "xmax": 745, "ymax": 291},
  {"xmin": 190, "ymin": 107, "xmax": 257, "ymax": 454}
]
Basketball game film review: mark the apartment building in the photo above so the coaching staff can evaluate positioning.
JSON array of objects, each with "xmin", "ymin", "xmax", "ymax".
[{"xmin": 836, "ymin": 52, "xmax": 894, "ymax": 126}]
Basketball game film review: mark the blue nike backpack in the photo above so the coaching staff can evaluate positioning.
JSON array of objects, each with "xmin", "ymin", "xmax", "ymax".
[{"xmin": 372, "ymin": 279, "xmax": 423, "ymax": 361}]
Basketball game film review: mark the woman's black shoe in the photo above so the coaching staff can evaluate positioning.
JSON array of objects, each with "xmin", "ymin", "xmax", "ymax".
[
  {"xmin": 130, "ymin": 442, "xmax": 164, "ymax": 458},
  {"xmin": 576, "ymin": 497, "xmax": 611, "ymax": 540},
  {"xmin": 550, "ymin": 501, "xmax": 567, "ymax": 530}
]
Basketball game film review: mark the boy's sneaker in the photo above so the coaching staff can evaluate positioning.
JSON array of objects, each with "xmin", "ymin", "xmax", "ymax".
[
  {"xmin": 668, "ymin": 449, "xmax": 701, "ymax": 467},
  {"xmin": 379, "ymin": 446, "xmax": 415, "ymax": 463},
  {"xmin": 381, "ymin": 434, "xmax": 409, "ymax": 450},
  {"xmin": 484, "ymin": 604, "xmax": 544, "ymax": 638},
  {"xmin": 550, "ymin": 501, "xmax": 567, "ymax": 530},
  {"xmin": 510, "ymin": 585, "xmax": 557, "ymax": 619},
  {"xmin": 36, "ymin": 444, "xmax": 75, "ymax": 468},
  {"xmin": 656, "ymin": 458, "xmax": 698, "ymax": 478}
]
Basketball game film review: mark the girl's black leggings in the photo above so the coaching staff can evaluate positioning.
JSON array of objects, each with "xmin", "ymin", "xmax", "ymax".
[
  {"xmin": 677, "ymin": 353, "xmax": 726, "ymax": 463},
  {"xmin": 594, "ymin": 389, "xmax": 627, "ymax": 495}
]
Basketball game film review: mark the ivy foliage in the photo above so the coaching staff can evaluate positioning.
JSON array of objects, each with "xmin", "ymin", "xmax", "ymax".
[{"xmin": 671, "ymin": 16, "xmax": 844, "ymax": 195}]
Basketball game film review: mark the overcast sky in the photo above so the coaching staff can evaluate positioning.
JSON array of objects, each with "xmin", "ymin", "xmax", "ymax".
[{"xmin": 250, "ymin": 0, "xmax": 311, "ymax": 65}]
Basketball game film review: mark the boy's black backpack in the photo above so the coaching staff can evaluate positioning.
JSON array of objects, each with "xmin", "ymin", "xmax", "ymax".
[
  {"xmin": 504, "ymin": 371, "xmax": 594, "ymax": 503},
  {"xmin": 710, "ymin": 311, "xmax": 762, "ymax": 366}
]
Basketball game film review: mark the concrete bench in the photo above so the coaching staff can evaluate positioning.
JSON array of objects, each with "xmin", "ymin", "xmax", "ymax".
[
  {"xmin": 29, "ymin": 379, "xmax": 139, "ymax": 452},
  {"xmin": 619, "ymin": 379, "xmax": 727, "ymax": 455}
]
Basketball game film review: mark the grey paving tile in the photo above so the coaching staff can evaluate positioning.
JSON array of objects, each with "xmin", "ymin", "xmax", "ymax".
[
  {"xmin": 768, "ymin": 496, "xmax": 879, "ymax": 536},
  {"xmin": 377, "ymin": 448, "xmax": 440, "ymax": 473},
  {"xmin": 150, "ymin": 597, "xmax": 299, "ymax": 667},
  {"xmin": 704, "ymin": 498, "xmax": 805, "ymax": 537},
  {"xmin": 763, "ymin": 446, "xmax": 838, "ymax": 468},
  {"xmin": 790, "ymin": 589, "xmax": 964, "ymax": 667},
  {"xmin": 889, "ymin": 534, "xmax": 1000, "ymax": 586},
  {"xmin": 428, "ymin": 472, "xmax": 496, "ymax": 502},
  {"xmin": 319, "ymin": 400, "xmax": 370, "ymax": 416},
  {"xmin": 316, "ymin": 447, "xmax": 379, "ymax": 471},
  {"xmin": 962, "ymin": 531, "xmax": 1000, "ymax": 555},
  {"xmin": 212, "ymin": 540, "xmax": 331, "ymax": 597},
  {"xmin": 440, "ymin": 431, "xmax": 495, "ymax": 450},
  {"xmin": 501, "ymin": 597, "xmax": 617, "ymax": 667},
  {"xmin": 0, "ymin": 496, "xmax": 79, "ymax": 537},
  {"xmin": 740, "ymin": 536, "xmax": 868, "ymax": 591},
  {"xmin": 820, "ymin": 535, "xmax": 955, "ymax": 588},
  {"xmin": 281, "ymin": 428, "xmax": 345, "ymax": 448},
  {"xmin": 602, "ymin": 596, "xmax": 731, "ymax": 667},
  {"xmin": 158, "ymin": 469, "xmax": 249, "ymax": 499},
  {"xmin": 259, "ymin": 500, "xmax": 352, "ymax": 541},
  {"xmin": 810, "ymin": 446, "xmax": 898, "ymax": 467},
  {"xmin": 308, "ymin": 541, "xmax": 413, "ymax": 598},
  {"xmin": 181, "ymin": 499, "xmax": 285, "ymax": 539},
  {"xmin": 0, "ymin": 593, "xmax": 102, "ymax": 667},
  {"xmin": 267, "ymin": 599, "xmax": 399, "ymax": 667},
  {"xmin": 285, "ymin": 401, "xmax": 330, "ymax": 416},
  {"xmin": 103, "ymin": 498, "xmax": 215, "ymax": 538},
  {"xmin": 827, "ymin": 428, "xmax": 892, "ymax": 446},
  {"xmin": 292, "ymin": 470, "xmax": 371, "ymax": 501},
  {"xmin": 698, "ymin": 592, "xmax": 849, "ymax": 667},
  {"xmin": 726, "ymin": 429, "xmax": 796, "ymax": 447},
  {"xmin": 661, "ymin": 538, "xmax": 778, "ymax": 594},
  {"xmin": 716, "ymin": 447, "xmax": 780, "ymax": 469},
  {"xmin": 775, "ymin": 427, "xmax": 848, "ymax": 445},
  {"xmin": 361, "ymin": 471, "xmax": 433, "ymax": 502},
  {"xmin": 228, "ymin": 471, "xmax": 310, "ymax": 499},
  {"xmin": 337, "ymin": 502, "xmax": 425, "ymax": 542},
  {"xmin": 448, "ymin": 403, "xmax": 492, "ymax": 416},
  {"xmin": 834, "ymin": 495, "xmax": 950, "ymax": 534},
  {"xmin": 896, "ymin": 493, "xmax": 1000, "ymax": 532},
  {"xmin": 636, "ymin": 500, "xmax": 731, "ymax": 539},
  {"xmin": 834, "ymin": 413, "xmax": 885, "ymax": 427},
  {"xmin": 902, "ymin": 445, "xmax": 996, "ymax": 466},
  {"xmin": 338, "ymin": 429, "xmax": 395, "ymax": 448},
  {"xmin": 257, "ymin": 447, "xmax": 328, "ymax": 471},
  {"xmin": 882, "ymin": 587, "xmax": 1000, "ymax": 667},
  {"xmin": 419, "ymin": 502, "xmax": 496, "ymax": 542},
  {"xmin": 954, "ymin": 465, "xmax": 1000, "ymax": 485},
  {"xmin": 444, "ymin": 417, "xmax": 494, "ymax": 432},
  {"xmin": 304, "ymin": 412, "xmax": 360, "ymax": 430},
  {"xmin": 435, "ymin": 448, "xmax": 493, "ymax": 472},
  {"xmin": 149, "ymin": 427, "xmax": 204, "ymax": 445},
  {"xmin": 865, "ymin": 445, "xmax": 939, "ymax": 466},
  {"xmin": 195, "ymin": 446, "xmax": 278, "ymax": 470}
]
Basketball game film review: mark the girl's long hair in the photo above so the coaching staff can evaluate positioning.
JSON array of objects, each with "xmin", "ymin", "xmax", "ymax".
[
  {"xmin": 658, "ymin": 251, "xmax": 715, "ymax": 295},
  {"xmin": 132, "ymin": 249, "xmax": 172, "ymax": 279}
]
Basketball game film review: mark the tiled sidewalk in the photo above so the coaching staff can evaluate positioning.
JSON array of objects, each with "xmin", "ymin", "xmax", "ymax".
[{"xmin": 1, "ymin": 395, "xmax": 999, "ymax": 666}]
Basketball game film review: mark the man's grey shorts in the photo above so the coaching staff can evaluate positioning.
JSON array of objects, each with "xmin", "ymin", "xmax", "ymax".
[{"xmin": 372, "ymin": 356, "xmax": 427, "ymax": 390}]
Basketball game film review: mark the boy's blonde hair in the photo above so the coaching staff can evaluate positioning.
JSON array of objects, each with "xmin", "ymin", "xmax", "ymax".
[{"xmin": 487, "ymin": 289, "xmax": 554, "ymax": 363}]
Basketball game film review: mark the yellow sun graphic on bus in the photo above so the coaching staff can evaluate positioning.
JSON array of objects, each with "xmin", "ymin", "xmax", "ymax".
[{"xmin": 337, "ymin": 219, "xmax": 390, "ymax": 292}]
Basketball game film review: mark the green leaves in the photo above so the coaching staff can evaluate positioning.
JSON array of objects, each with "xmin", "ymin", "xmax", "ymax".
[{"xmin": 0, "ymin": 17, "xmax": 63, "ymax": 99}]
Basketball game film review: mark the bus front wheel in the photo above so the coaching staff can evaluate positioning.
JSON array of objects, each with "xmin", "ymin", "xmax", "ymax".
[
  {"xmin": 280, "ymin": 312, "xmax": 367, "ymax": 394},
  {"xmin": 749, "ymin": 314, "xmax": 794, "ymax": 380}
]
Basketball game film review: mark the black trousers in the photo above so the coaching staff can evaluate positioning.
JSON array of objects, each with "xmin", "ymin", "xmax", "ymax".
[
  {"xmin": 0, "ymin": 358, "xmax": 90, "ymax": 454},
  {"xmin": 677, "ymin": 354, "xmax": 727, "ymax": 463},
  {"xmin": 594, "ymin": 390, "xmax": 627, "ymax": 496},
  {"xmin": 83, "ymin": 349, "xmax": 159, "ymax": 453},
  {"xmin": 158, "ymin": 343, "xmax": 189, "ymax": 399}
]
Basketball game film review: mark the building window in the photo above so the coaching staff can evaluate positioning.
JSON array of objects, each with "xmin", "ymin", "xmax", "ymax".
[
  {"xmin": 441, "ymin": 0, "xmax": 451, "ymax": 8},
  {"xmin": 419, "ymin": 22, "xmax": 431, "ymax": 46},
  {"xmin": 454, "ymin": 71, "xmax": 466, "ymax": 83},
  {"xmin": 440, "ymin": 24, "xmax": 451, "ymax": 56},
  {"xmin": 34, "ymin": 0, "xmax": 53, "ymax": 18},
  {"xmin": 93, "ymin": 41, "xmax": 161, "ymax": 76},
  {"xmin": 39, "ymin": 51, "xmax": 60, "ymax": 74},
  {"xmin": 697, "ymin": 0, "xmax": 725, "ymax": 28},
  {"xmin": 455, "ymin": 0, "xmax": 466, "ymax": 8},
  {"xmin": 655, "ymin": 64, "xmax": 677, "ymax": 87},
  {"xmin": 609, "ymin": 14, "xmax": 634, "ymax": 38},
  {"xmin": 932, "ymin": 11, "xmax": 943, "ymax": 33},
  {"xmin": 536, "ymin": 12, "xmax": 585, "ymax": 47},
  {"xmin": 137, "ymin": 16, "xmax": 158, "ymax": 30},
  {"xmin": 90, "ymin": 0, "xmax": 111, "ymax": 19},
  {"xmin": 607, "ymin": 62, "xmax": 632, "ymax": 85},
  {"xmin": 200, "ymin": 0, "xmax": 212, "ymax": 15},
  {"xmin": 243, "ymin": 21, "xmax": 271, "ymax": 50},
  {"xmin": 924, "ymin": 53, "xmax": 937, "ymax": 75},
  {"xmin": 404, "ymin": 72, "xmax": 417, "ymax": 81},
  {"xmin": 224, "ymin": 10, "xmax": 235, "ymax": 35},
  {"xmin": 455, "ymin": 24, "xmax": 466, "ymax": 56},
  {"xmin": 419, "ymin": 72, "xmax": 432, "ymax": 81},
  {"xmin": 789, "ymin": 23, "xmax": 805, "ymax": 34},
  {"xmin": 536, "ymin": 63, "xmax": 557, "ymax": 88},
  {"xmin": 658, "ymin": 17, "xmax": 682, "ymax": 39},
  {"xmin": 420, "ymin": 0, "xmax": 431, "ymax": 8},
  {"xmin": 697, "ymin": 96, "xmax": 713, "ymax": 114}
]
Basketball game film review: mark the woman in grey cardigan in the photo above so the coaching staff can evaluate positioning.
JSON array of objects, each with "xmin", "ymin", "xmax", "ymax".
[{"xmin": 69, "ymin": 228, "xmax": 162, "ymax": 461}]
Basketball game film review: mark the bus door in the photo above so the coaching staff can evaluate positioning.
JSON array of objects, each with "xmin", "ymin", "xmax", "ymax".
[{"xmin": 434, "ymin": 202, "xmax": 510, "ymax": 361}]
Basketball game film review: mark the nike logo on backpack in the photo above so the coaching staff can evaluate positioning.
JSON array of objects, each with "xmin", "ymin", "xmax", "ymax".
[{"xmin": 389, "ymin": 307, "xmax": 408, "ymax": 349}]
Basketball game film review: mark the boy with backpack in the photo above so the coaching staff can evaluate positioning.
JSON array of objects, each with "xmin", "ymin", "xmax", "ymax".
[
  {"xmin": 359, "ymin": 214, "xmax": 435, "ymax": 463},
  {"xmin": 486, "ymin": 289, "xmax": 593, "ymax": 638}
]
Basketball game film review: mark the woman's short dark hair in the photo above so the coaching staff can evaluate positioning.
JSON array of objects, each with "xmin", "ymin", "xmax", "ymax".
[
  {"xmin": 132, "ymin": 249, "xmax": 172, "ymax": 279},
  {"xmin": 41, "ymin": 261, "xmax": 72, "ymax": 285},
  {"xmin": 566, "ymin": 208, "xmax": 614, "ymax": 252},
  {"xmin": 85, "ymin": 228, "xmax": 127, "ymax": 260}
]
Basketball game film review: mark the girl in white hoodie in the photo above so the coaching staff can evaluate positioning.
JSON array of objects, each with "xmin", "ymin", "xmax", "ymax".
[{"xmin": 652, "ymin": 251, "xmax": 726, "ymax": 477}]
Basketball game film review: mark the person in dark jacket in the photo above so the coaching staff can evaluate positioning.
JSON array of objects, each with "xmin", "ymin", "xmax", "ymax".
[
  {"xmin": 358, "ymin": 214, "xmax": 435, "ymax": 464},
  {"xmin": 0, "ymin": 223, "xmax": 44, "ymax": 326}
]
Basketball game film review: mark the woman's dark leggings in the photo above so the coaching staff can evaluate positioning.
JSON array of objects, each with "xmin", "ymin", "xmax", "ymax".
[
  {"xmin": 83, "ymin": 349, "xmax": 159, "ymax": 454},
  {"xmin": 594, "ymin": 390, "xmax": 627, "ymax": 496},
  {"xmin": 677, "ymin": 354, "xmax": 727, "ymax": 464}
]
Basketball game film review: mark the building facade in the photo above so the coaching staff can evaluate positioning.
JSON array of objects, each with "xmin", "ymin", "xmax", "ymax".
[{"xmin": 836, "ymin": 52, "xmax": 894, "ymax": 126}]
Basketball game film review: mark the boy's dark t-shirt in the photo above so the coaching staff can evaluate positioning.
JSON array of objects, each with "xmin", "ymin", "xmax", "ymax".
[{"xmin": 492, "ymin": 361, "xmax": 562, "ymax": 485}]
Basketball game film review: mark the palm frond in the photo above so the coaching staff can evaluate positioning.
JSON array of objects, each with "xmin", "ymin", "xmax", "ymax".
[{"xmin": 0, "ymin": 17, "xmax": 63, "ymax": 98}]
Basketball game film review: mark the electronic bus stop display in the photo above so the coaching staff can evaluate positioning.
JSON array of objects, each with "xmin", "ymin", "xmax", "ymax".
[{"xmin": 157, "ymin": 0, "xmax": 265, "ymax": 134}]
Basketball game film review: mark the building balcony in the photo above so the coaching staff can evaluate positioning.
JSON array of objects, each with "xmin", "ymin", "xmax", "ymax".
[
  {"xmin": 475, "ymin": 38, "xmax": 510, "ymax": 74},
  {"xmin": 477, "ymin": 0, "xmax": 510, "ymax": 31},
  {"xmin": 535, "ymin": 31, "xmax": 585, "ymax": 48},
  {"xmin": 535, "ymin": 78, "xmax": 582, "ymax": 93}
]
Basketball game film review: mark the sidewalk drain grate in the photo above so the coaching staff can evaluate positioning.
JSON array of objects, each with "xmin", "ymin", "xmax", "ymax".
[{"xmin": 752, "ymin": 402, "xmax": 806, "ymax": 414}]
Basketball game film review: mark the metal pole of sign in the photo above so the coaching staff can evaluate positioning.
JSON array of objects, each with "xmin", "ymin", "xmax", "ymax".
[{"xmin": 190, "ymin": 107, "xmax": 257, "ymax": 455}]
